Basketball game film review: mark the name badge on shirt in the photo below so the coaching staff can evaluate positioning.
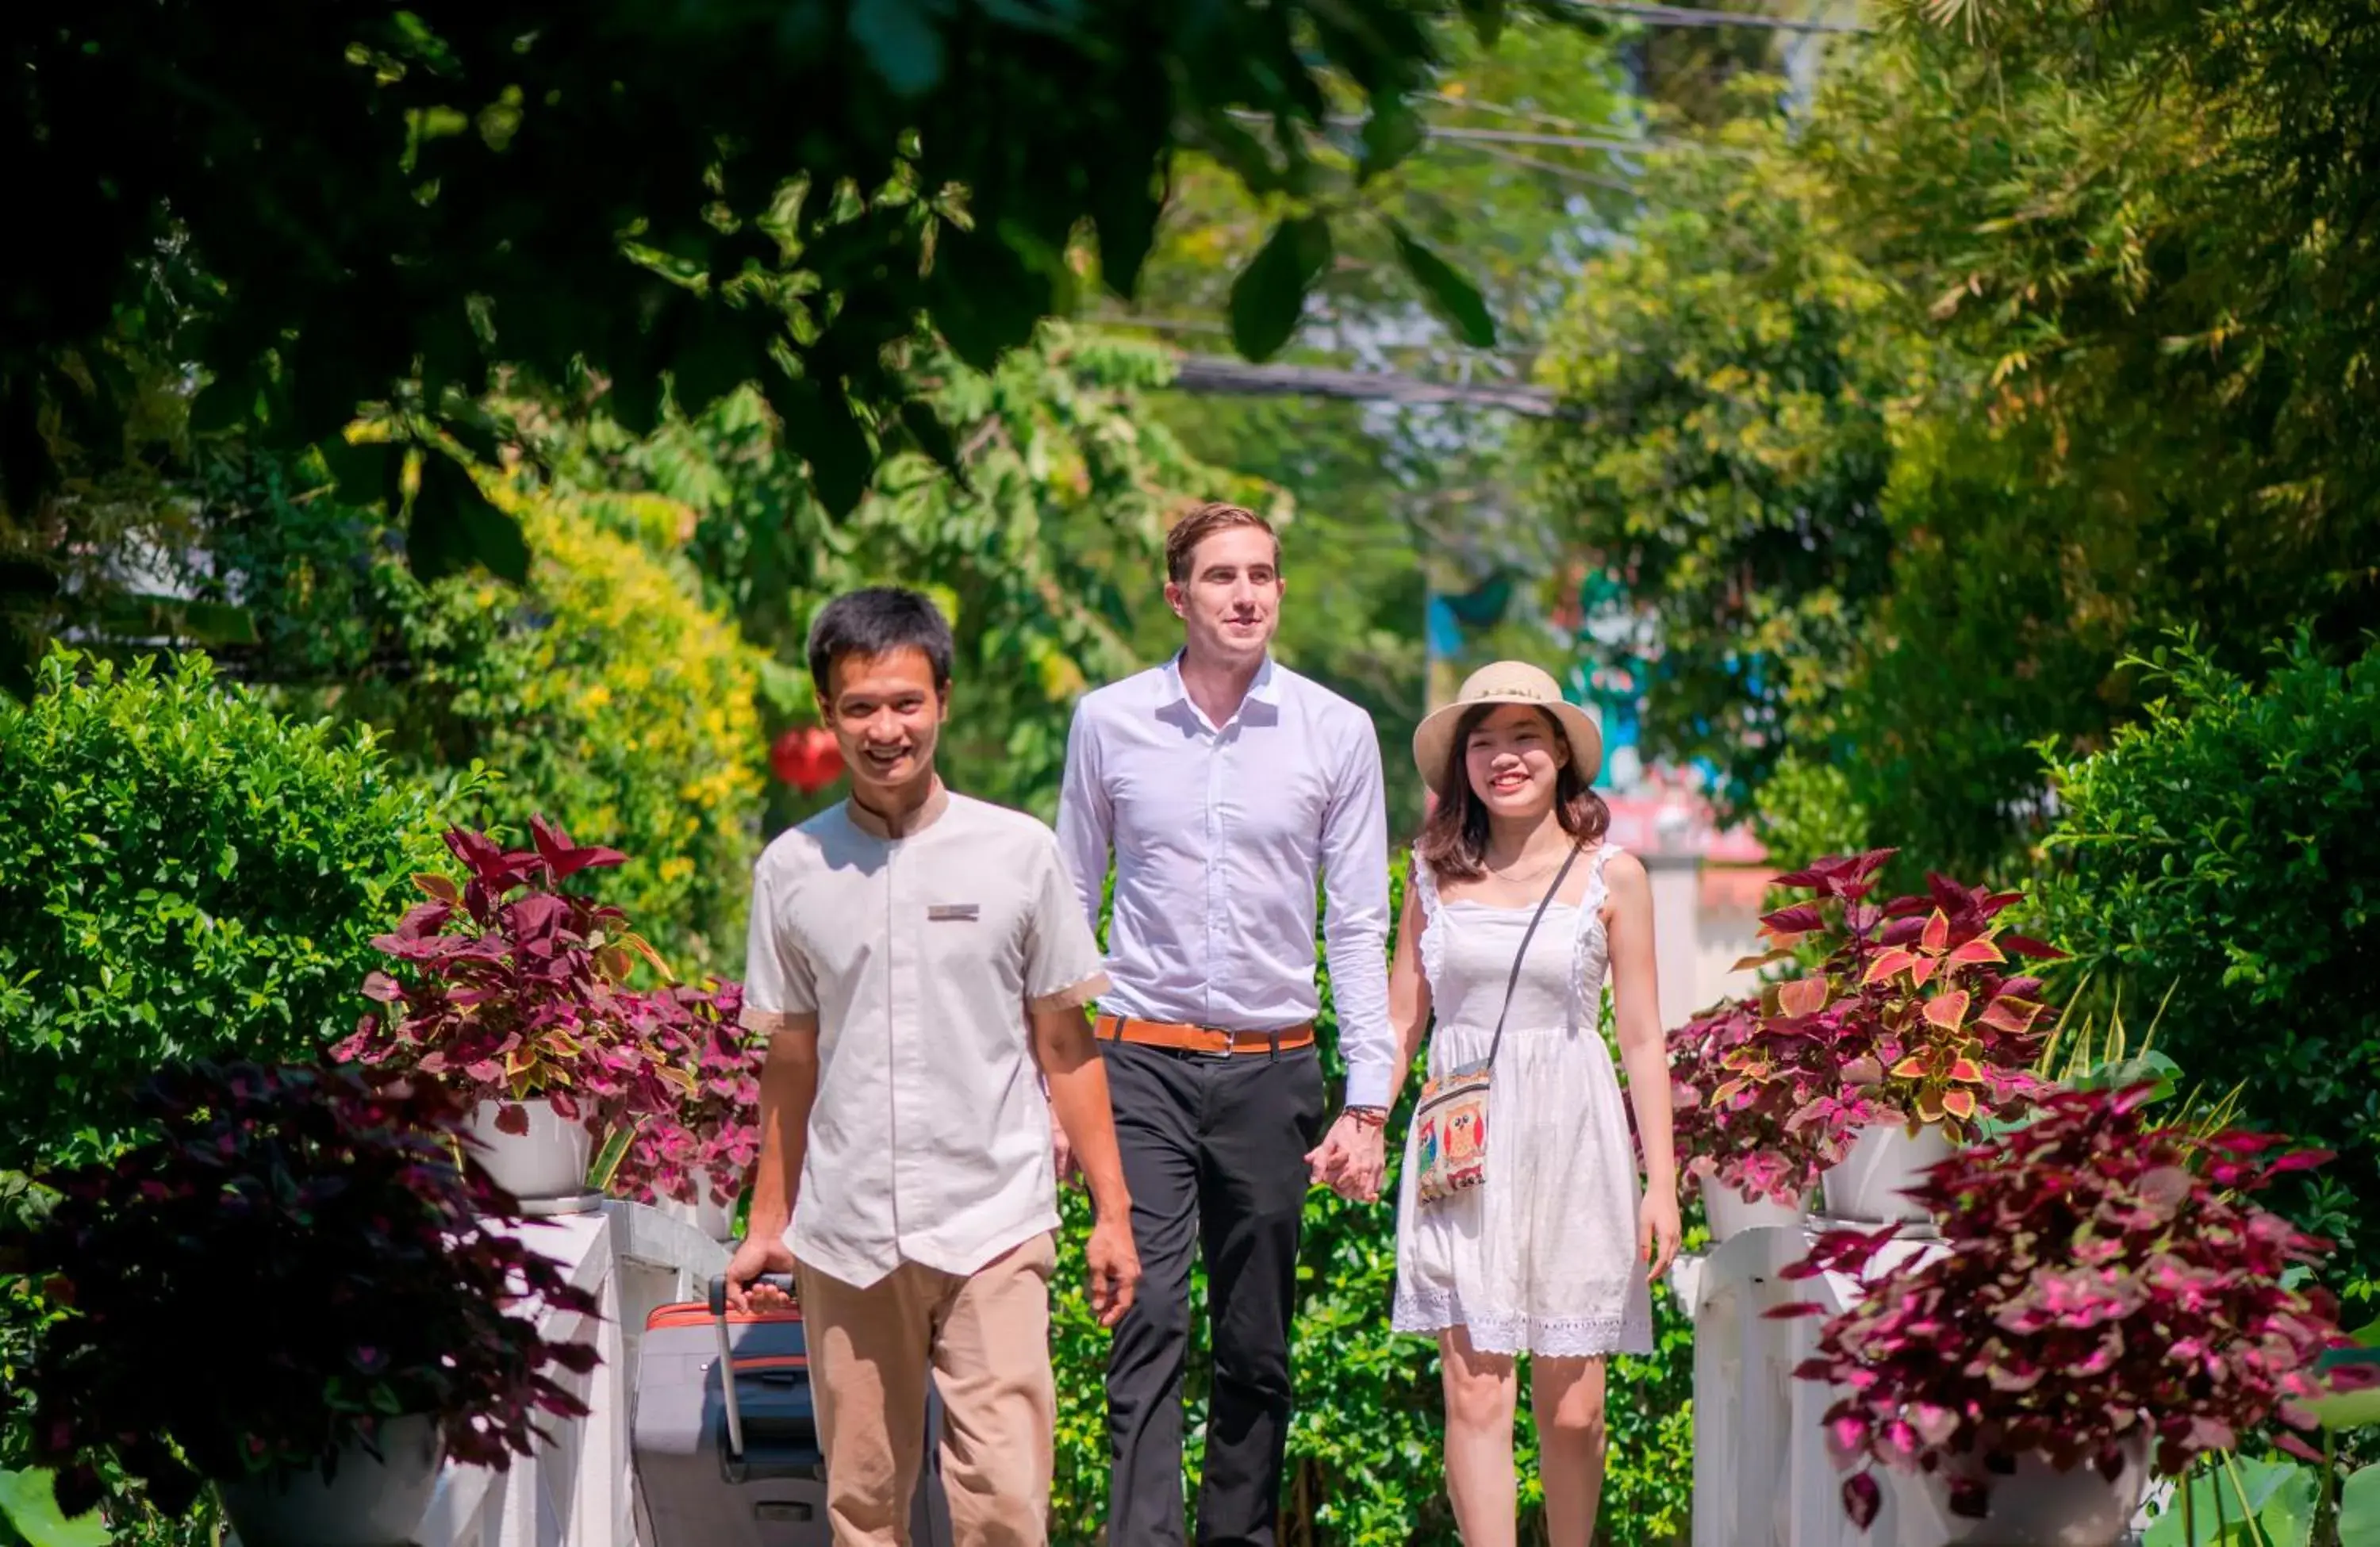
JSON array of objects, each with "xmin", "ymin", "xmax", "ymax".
[{"xmin": 927, "ymin": 903, "xmax": 981, "ymax": 922}]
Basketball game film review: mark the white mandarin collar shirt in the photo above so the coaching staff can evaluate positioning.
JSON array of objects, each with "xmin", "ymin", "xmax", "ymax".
[
  {"xmin": 739, "ymin": 782, "xmax": 1109, "ymax": 1288},
  {"xmin": 1055, "ymin": 654, "xmax": 1396, "ymax": 1107}
]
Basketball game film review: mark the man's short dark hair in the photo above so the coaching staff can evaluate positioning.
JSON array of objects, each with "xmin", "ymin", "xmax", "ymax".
[
  {"xmin": 807, "ymin": 587, "xmax": 955, "ymax": 695},
  {"xmin": 1165, "ymin": 501, "xmax": 1280, "ymax": 583}
]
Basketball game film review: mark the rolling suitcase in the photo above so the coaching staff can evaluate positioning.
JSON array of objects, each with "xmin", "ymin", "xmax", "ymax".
[{"xmin": 631, "ymin": 1273, "xmax": 953, "ymax": 1547}]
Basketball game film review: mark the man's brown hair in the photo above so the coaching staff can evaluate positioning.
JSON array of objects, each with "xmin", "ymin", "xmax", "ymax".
[{"xmin": 1164, "ymin": 501, "xmax": 1280, "ymax": 584}]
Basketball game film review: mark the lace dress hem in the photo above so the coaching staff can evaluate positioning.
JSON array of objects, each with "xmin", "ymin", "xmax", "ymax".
[{"xmin": 1390, "ymin": 1283, "xmax": 1653, "ymax": 1357}]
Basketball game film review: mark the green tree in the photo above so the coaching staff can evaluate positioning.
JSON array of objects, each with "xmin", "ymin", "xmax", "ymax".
[
  {"xmin": 514, "ymin": 325, "xmax": 1276, "ymax": 822},
  {"xmin": 1534, "ymin": 1, "xmax": 2380, "ymax": 877},
  {"xmin": 1534, "ymin": 105, "xmax": 1916, "ymax": 819},
  {"xmin": 1111, "ymin": 11, "xmax": 1651, "ymax": 827},
  {"xmin": 170, "ymin": 440, "xmax": 769, "ymax": 972},
  {"xmin": 5, "ymin": 0, "xmax": 1565, "ymax": 690}
]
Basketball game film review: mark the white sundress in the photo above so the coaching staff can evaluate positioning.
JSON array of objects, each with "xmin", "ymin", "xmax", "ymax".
[{"xmin": 1391, "ymin": 842, "xmax": 1655, "ymax": 1357}]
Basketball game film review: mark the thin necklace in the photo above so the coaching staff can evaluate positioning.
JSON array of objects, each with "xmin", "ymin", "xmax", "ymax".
[{"xmin": 1485, "ymin": 844, "xmax": 1567, "ymax": 884}]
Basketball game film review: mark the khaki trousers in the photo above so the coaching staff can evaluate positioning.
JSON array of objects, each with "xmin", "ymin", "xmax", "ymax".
[{"xmin": 795, "ymin": 1234, "xmax": 1058, "ymax": 1547}]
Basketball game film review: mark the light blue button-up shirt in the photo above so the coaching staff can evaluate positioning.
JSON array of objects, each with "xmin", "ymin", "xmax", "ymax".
[{"xmin": 1054, "ymin": 654, "xmax": 1396, "ymax": 1108}]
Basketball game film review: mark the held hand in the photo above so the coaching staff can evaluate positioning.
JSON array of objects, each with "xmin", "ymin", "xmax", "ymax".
[
  {"xmin": 1052, "ymin": 1119, "xmax": 1079, "ymax": 1189},
  {"xmin": 1305, "ymin": 1113, "xmax": 1389, "ymax": 1204},
  {"xmin": 724, "ymin": 1230, "xmax": 797, "ymax": 1315},
  {"xmin": 1638, "ymin": 1185, "xmax": 1683, "ymax": 1285},
  {"xmin": 1084, "ymin": 1215, "xmax": 1142, "ymax": 1330}
]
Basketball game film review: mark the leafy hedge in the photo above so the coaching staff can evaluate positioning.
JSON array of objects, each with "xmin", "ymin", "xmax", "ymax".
[
  {"xmin": 0, "ymin": 651, "xmax": 454, "ymax": 1169},
  {"xmin": 1048, "ymin": 859, "xmax": 1695, "ymax": 1544},
  {"xmin": 273, "ymin": 474, "xmax": 769, "ymax": 977},
  {"xmin": 2036, "ymin": 632, "xmax": 2380, "ymax": 1291}
]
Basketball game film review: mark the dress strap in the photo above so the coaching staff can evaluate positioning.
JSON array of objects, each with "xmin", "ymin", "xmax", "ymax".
[
  {"xmin": 1410, "ymin": 843, "xmax": 1448, "ymax": 988},
  {"xmin": 1408, "ymin": 843, "xmax": 1441, "ymax": 917},
  {"xmin": 1567, "ymin": 843, "xmax": 1622, "ymax": 1015},
  {"xmin": 1576, "ymin": 841, "xmax": 1621, "ymax": 935}
]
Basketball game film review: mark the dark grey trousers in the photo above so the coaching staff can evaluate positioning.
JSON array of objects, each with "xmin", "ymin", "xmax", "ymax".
[{"xmin": 1100, "ymin": 1038, "xmax": 1327, "ymax": 1547}]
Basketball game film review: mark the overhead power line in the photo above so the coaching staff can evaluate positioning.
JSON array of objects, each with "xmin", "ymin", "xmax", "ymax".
[
  {"xmin": 1224, "ymin": 109, "xmax": 1732, "ymax": 161},
  {"xmin": 1551, "ymin": 0, "xmax": 1870, "ymax": 33},
  {"xmin": 1167, "ymin": 355, "xmax": 1574, "ymax": 418}
]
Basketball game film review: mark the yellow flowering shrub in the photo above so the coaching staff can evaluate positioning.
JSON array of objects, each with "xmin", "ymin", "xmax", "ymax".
[{"xmin": 286, "ymin": 477, "xmax": 766, "ymax": 975}]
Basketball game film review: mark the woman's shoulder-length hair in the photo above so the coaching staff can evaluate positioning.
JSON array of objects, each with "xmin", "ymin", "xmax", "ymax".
[{"xmin": 1415, "ymin": 703, "xmax": 1610, "ymax": 884}]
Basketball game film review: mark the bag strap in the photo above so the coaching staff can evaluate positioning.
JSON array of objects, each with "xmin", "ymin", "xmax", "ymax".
[{"xmin": 1483, "ymin": 841, "xmax": 1585, "ymax": 1069}]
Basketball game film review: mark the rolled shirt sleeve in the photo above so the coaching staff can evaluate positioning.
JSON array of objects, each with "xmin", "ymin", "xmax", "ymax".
[
  {"xmin": 739, "ymin": 858, "xmax": 818, "ymax": 1045},
  {"xmin": 1319, "ymin": 720, "xmax": 1396, "ymax": 1107},
  {"xmin": 1024, "ymin": 832, "xmax": 1112, "ymax": 1013}
]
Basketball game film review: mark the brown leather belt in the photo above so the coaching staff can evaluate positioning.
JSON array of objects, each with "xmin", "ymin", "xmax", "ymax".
[{"xmin": 1093, "ymin": 1014, "xmax": 1315, "ymax": 1057}]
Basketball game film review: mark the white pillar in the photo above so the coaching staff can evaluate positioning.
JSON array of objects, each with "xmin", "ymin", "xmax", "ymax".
[{"xmin": 1643, "ymin": 850, "xmax": 1701, "ymax": 1031}]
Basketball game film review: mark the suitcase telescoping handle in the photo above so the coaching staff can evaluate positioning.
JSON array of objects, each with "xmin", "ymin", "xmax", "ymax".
[{"xmin": 707, "ymin": 1273, "xmax": 797, "ymax": 1461}]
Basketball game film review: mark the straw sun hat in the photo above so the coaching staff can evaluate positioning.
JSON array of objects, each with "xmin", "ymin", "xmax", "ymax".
[{"xmin": 1411, "ymin": 661, "xmax": 1604, "ymax": 796}]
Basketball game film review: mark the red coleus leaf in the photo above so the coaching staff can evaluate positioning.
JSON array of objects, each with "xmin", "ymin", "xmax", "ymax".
[
  {"xmin": 1998, "ymin": 933, "xmax": 2069, "ymax": 961},
  {"xmin": 1947, "ymin": 937, "xmax": 2006, "ymax": 967},
  {"xmin": 1889, "ymin": 1054, "xmax": 1928, "ymax": 1080},
  {"xmin": 1940, "ymin": 1088, "xmax": 1978, "ymax": 1121},
  {"xmin": 1978, "ymin": 996, "xmax": 2044, "ymax": 1033},
  {"xmin": 1841, "ymin": 1472, "xmax": 1882, "ymax": 1529},
  {"xmin": 1760, "ymin": 903, "xmax": 1826, "ymax": 939},
  {"xmin": 2274, "ymin": 1432, "xmax": 2325, "ymax": 1464},
  {"xmin": 529, "ymin": 814, "xmax": 628, "ymax": 881},
  {"xmin": 1778, "ymin": 976, "xmax": 1830, "ymax": 1019},
  {"xmin": 1922, "ymin": 990, "xmax": 1972, "ymax": 1030},
  {"xmin": 1863, "ymin": 948, "xmax": 1918, "ymax": 986},
  {"xmin": 1921, "ymin": 908, "xmax": 1951, "ymax": 951}
]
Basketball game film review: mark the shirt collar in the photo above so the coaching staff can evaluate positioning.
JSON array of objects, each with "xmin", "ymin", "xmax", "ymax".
[
  {"xmin": 845, "ymin": 777, "xmax": 950, "ymax": 840},
  {"xmin": 1161, "ymin": 651, "xmax": 1281, "ymax": 712}
]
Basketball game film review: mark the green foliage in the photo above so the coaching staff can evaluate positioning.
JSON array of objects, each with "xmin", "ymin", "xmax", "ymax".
[
  {"xmin": 1534, "ymin": 106, "xmax": 1912, "ymax": 816},
  {"xmin": 186, "ymin": 442, "xmax": 770, "ymax": 973},
  {"xmin": 528, "ymin": 327, "xmax": 1263, "ymax": 824},
  {"xmin": 332, "ymin": 475, "xmax": 766, "ymax": 975},
  {"xmin": 0, "ymin": 651, "xmax": 456, "ymax": 1169},
  {"xmin": 1048, "ymin": 860, "xmax": 1694, "ymax": 1544},
  {"xmin": 1748, "ymin": 754, "xmax": 1871, "ymax": 874},
  {"xmin": 5, "ymin": 0, "xmax": 1541, "ymax": 684},
  {"xmin": 1535, "ymin": 2, "xmax": 2380, "ymax": 878},
  {"xmin": 0, "ymin": 1470, "xmax": 108, "ymax": 1547},
  {"xmin": 2036, "ymin": 632, "xmax": 2380, "ymax": 1289}
]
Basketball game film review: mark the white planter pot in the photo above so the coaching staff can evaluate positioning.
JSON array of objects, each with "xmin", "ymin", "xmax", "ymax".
[
  {"xmin": 1882, "ymin": 1430, "xmax": 2152, "ymax": 1547},
  {"xmin": 1699, "ymin": 1174, "xmax": 1810, "ymax": 1242},
  {"xmin": 217, "ymin": 1415, "xmax": 443, "ymax": 1547},
  {"xmin": 1822, "ymin": 1121, "xmax": 1955, "ymax": 1223},
  {"xmin": 656, "ymin": 1192, "xmax": 735, "ymax": 1241},
  {"xmin": 464, "ymin": 1096, "xmax": 592, "ymax": 1202}
]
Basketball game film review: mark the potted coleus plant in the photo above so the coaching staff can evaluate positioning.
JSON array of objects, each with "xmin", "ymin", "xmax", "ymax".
[
  {"xmin": 1775, "ymin": 1083, "xmax": 2363, "ymax": 1546},
  {"xmin": 1671, "ymin": 996, "xmax": 1839, "ymax": 1241},
  {"xmin": 605, "ymin": 978, "xmax": 761, "ymax": 1241},
  {"xmin": 7, "ymin": 1060, "xmax": 601, "ymax": 1547},
  {"xmin": 336, "ymin": 818, "xmax": 694, "ymax": 1204},
  {"xmin": 1753, "ymin": 851, "xmax": 2058, "ymax": 1223}
]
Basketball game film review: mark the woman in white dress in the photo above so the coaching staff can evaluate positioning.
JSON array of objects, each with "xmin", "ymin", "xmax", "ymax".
[{"xmin": 1388, "ymin": 662, "xmax": 1681, "ymax": 1547}]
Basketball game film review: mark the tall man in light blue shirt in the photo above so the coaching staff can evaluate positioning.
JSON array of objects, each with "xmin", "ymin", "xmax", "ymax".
[{"xmin": 1056, "ymin": 501, "xmax": 1395, "ymax": 1547}]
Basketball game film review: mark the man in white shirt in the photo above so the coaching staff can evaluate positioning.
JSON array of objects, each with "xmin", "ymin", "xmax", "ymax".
[
  {"xmin": 727, "ymin": 586, "xmax": 1141, "ymax": 1547},
  {"xmin": 1056, "ymin": 504, "xmax": 1395, "ymax": 1547}
]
